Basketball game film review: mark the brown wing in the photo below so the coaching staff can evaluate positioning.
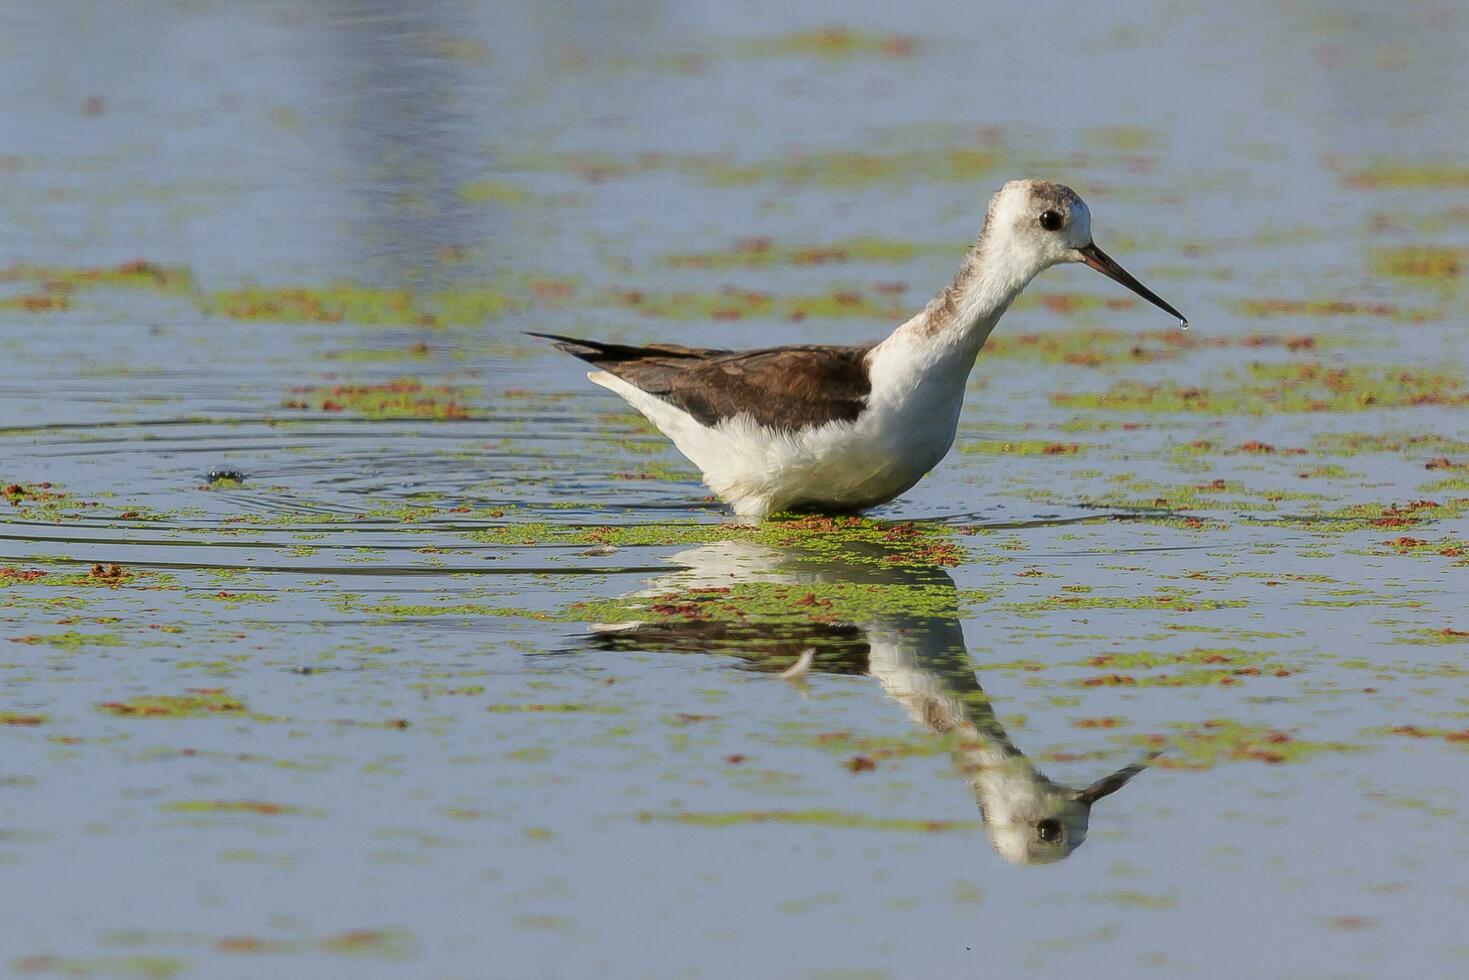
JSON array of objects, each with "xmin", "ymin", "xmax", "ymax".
[{"xmin": 531, "ymin": 332, "xmax": 873, "ymax": 431}]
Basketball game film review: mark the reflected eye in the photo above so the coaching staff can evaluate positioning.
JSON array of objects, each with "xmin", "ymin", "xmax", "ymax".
[
  {"xmin": 1039, "ymin": 210, "xmax": 1063, "ymax": 231},
  {"xmin": 1036, "ymin": 818, "xmax": 1064, "ymax": 843}
]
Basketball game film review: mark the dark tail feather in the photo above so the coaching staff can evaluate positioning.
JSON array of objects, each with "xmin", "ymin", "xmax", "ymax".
[{"xmin": 525, "ymin": 331, "xmax": 722, "ymax": 365}]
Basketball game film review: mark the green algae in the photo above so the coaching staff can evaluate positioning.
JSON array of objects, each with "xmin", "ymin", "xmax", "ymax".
[
  {"xmin": 985, "ymin": 326, "xmax": 1204, "ymax": 368},
  {"xmin": 664, "ymin": 236, "xmax": 931, "ymax": 269},
  {"xmin": 603, "ymin": 284, "xmax": 904, "ymax": 321},
  {"xmin": 958, "ymin": 439, "xmax": 1084, "ymax": 456},
  {"xmin": 1234, "ymin": 298, "xmax": 1435, "ymax": 322},
  {"xmin": 465, "ymin": 516, "xmax": 966, "ymax": 565},
  {"xmin": 1054, "ymin": 363, "xmax": 1468, "ymax": 415},
  {"xmin": 508, "ymin": 147, "xmax": 1003, "ymax": 188},
  {"xmin": 1343, "ymin": 163, "xmax": 1469, "ymax": 189},
  {"xmin": 1370, "ymin": 246, "xmax": 1465, "ymax": 281},
  {"xmin": 10, "ymin": 955, "xmax": 187, "ymax": 979},
  {"xmin": 97, "ymin": 690, "xmax": 246, "ymax": 718},
  {"xmin": 1395, "ymin": 628, "xmax": 1469, "ymax": 645},
  {"xmin": 485, "ymin": 702, "xmax": 624, "ymax": 714},
  {"xmin": 1137, "ymin": 720, "xmax": 1364, "ymax": 769},
  {"xmin": 11, "ymin": 631, "xmax": 124, "ymax": 650},
  {"xmin": 282, "ymin": 378, "xmax": 476, "ymax": 420},
  {"xmin": 161, "ymin": 800, "xmax": 306, "ymax": 816},
  {"xmin": 0, "ymin": 259, "xmax": 194, "ymax": 295},
  {"xmin": 1003, "ymin": 592, "xmax": 1247, "ymax": 614},
  {"xmin": 636, "ymin": 809, "xmax": 980, "ymax": 832},
  {"xmin": 732, "ymin": 28, "xmax": 920, "ymax": 60},
  {"xmin": 458, "ymin": 179, "xmax": 536, "ymax": 205},
  {"xmin": 202, "ymin": 283, "xmax": 519, "ymax": 326}
]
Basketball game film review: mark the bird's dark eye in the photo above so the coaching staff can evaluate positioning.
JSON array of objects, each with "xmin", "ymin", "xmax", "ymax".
[
  {"xmin": 1036, "ymin": 818, "xmax": 1063, "ymax": 842},
  {"xmin": 1039, "ymin": 209, "xmax": 1063, "ymax": 231}
]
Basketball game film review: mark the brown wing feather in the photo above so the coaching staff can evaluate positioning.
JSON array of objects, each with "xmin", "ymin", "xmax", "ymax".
[{"xmin": 530, "ymin": 333, "xmax": 873, "ymax": 431}]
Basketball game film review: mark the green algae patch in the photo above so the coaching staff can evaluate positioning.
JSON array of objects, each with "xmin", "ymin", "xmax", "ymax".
[
  {"xmin": 466, "ymin": 515, "xmax": 966, "ymax": 566},
  {"xmin": 1234, "ymin": 298, "xmax": 1434, "ymax": 322},
  {"xmin": 98, "ymin": 690, "xmax": 246, "ymax": 718},
  {"xmin": 203, "ymin": 283, "xmax": 517, "ymax": 326},
  {"xmin": 0, "ymin": 292, "xmax": 70, "ymax": 313},
  {"xmin": 1343, "ymin": 163, "xmax": 1469, "ymax": 189},
  {"xmin": 0, "ymin": 259, "xmax": 195, "ymax": 295},
  {"xmin": 161, "ymin": 799, "xmax": 305, "ymax": 816},
  {"xmin": 776, "ymin": 730, "xmax": 950, "ymax": 762},
  {"xmin": 1072, "ymin": 651, "xmax": 1293, "ymax": 689},
  {"xmin": 1396, "ymin": 628, "xmax": 1469, "ymax": 645},
  {"xmin": 1372, "ymin": 725, "xmax": 1469, "ymax": 746},
  {"xmin": 603, "ymin": 285, "xmax": 904, "ymax": 322},
  {"xmin": 11, "ymin": 631, "xmax": 125, "ymax": 650},
  {"xmin": 637, "ymin": 809, "xmax": 979, "ymax": 832},
  {"xmin": 1370, "ymin": 246, "xmax": 1465, "ymax": 281},
  {"xmin": 283, "ymin": 379, "xmax": 475, "ymax": 420},
  {"xmin": 214, "ymin": 928, "xmax": 414, "ymax": 958},
  {"xmin": 510, "ymin": 147, "xmax": 1001, "ymax": 188},
  {"xmin": 10, "ymin": 955, "xmax": 187, "ymax": 979},
  {"xmin": 1003, "ymin": 592, "xmax": 1246, "ymax": 614},
  {"xmin": 459, "ymin": 179, "xmax": 536, "ymax": 204},
  {"xmin": 569, "ymin": 579, "xmax": 974, "ymax": 638},
  {"xmin": 0, "ymin": 711, "xmax": 46, "ymax": 726},
  {"xmin": 1054, "ymin": 363, "xmax": 1469, "ymax": 415},
  {"xmin": 959, "ymin": 439, "xmax": 1083, "ymax": 457},
  {"xmin": 1137, "ymin": 721, "xmax": 1363, "ymax": 769},
  {"xmin": 985, "ymin": 327, "xmax": 1325, "ymax": 369},
  {"xmin": 485, "ymin": 702, "xmax": 624, "ymax": 714},
  {"xmin": 664, "ymin": 236, "xmax": 930, "ymax": 269},
  {"xmin": 733, "ymin": 28, "xmax": 919, "ymax": 60}
]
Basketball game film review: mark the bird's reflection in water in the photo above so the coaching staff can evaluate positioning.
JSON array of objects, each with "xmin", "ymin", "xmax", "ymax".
[{"xmin": 587, "ymin": 540, "xmax": 1155, "ymax": 865}]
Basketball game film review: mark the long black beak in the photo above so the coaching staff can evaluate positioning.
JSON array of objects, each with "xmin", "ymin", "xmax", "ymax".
[
  {"xmin": 1078, "ymin": 243, "xmax": 1188, "ymax": 329},
  {"xmin": 1072, "ymin": 751, "xmax": 1159, "ymax": 807}
]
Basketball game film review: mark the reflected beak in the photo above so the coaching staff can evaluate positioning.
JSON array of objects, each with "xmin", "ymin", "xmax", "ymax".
[
  {"xmin": 1077, "ymin": 243, "xmax": 1188, "ymax": 329},
  {"xmin": 1072, "ymin": 752, "xmax": 1159, "ymax": 807}
]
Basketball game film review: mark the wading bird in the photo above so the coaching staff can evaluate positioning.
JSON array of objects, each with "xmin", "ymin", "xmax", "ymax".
[{"xmin": 535, "ymin": 179, "xmax": 1186, "ymax": 518}]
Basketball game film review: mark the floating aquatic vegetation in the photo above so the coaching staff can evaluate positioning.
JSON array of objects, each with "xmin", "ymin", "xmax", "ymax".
[
  {"xmin": 203, "ymin": 283, "xmax": 519, "ymax": 326},
  {"xmin": 282, "ymin": 379, "xmax": 475, "ymax": 420},
  {"xmin": 12, "ymin": 631, "xmax": 124, "ymax": 650},
  {"xmin": 732, "ymin": 28, "xmax": 920, "ymax": 60},
  {"xmin": 602, "ymin": 284, "xmax": 905, "ymax": 322},
  {"xmin": 1370, "ymin": 246, "xmax": 1464, "ymax": 281},
  {"xmin": 636, "ymin": 809, "xmax": 979, "ymax": 832},
  {"xmin": 508, "ymin": 147, "xmax": 1002, "ymax": 188},
  {"xmin": 1234, "ymin": 298, "xmax": 1434, "ymax": 322},
  {"xmin": 1054, "ymin": 363, "xmax": 1469, "ymax": 414},
  {"xmin": 0, "ymin": 292, "xmax": 69, "ymax": 312},
  {"xmin": 1136, "ymin": 720, "xmax": 1363, "ymax": 768},
  {"xmin": 983, "ymin": 327, "xmax": 1322, "ymax": 368},
  {"xmin": 663, "ymin": 236, "xmax": 930, "ymax": 269},
  {"xmin": 1003, "ymin": 591, "xmax": 1246, "ymax": 614},
  {"xmin": 97, "ymin": 690, "xmax": 246, "ymax": 718},
  {"xmin": 1343, "ymin": 163, "xmax": 1469, "ymax": 189},
  {"xmin": 958, "ymin": 439, "xmax": 1083, "ymax": 456},
  {"xmin": 9, "ymin": 955, "xmax": 187, "ymax": 979},
  {"xmin": 458, "ymin": 179, "xmax": 535, "ymax": 204},
  {"xmin": 161, "ymin": 800, "xmax": 304, "ymax": 815},
  {"xmin": 465, "ymin": 516, "xmax": 965, "ymax": 565},
  {"xmin": 0, "ymin": 259, "xmax": 194, "ymax": 296}
]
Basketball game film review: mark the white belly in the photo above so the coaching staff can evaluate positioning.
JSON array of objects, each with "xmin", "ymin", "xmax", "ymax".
[{"xmin": 589, "ymin": 369, "xmax": 965, "ymax": 517}]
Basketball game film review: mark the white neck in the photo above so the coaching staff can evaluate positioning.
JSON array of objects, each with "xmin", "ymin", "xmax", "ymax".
[{"xmin": 880, "ymin": 232, "xmax": 1042, "ymax": 363}]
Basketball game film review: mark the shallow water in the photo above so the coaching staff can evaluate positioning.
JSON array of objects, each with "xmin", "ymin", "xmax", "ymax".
[{"xmin": 2, "ymin": 1, "xmax": 1468, "ymax": 977}]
